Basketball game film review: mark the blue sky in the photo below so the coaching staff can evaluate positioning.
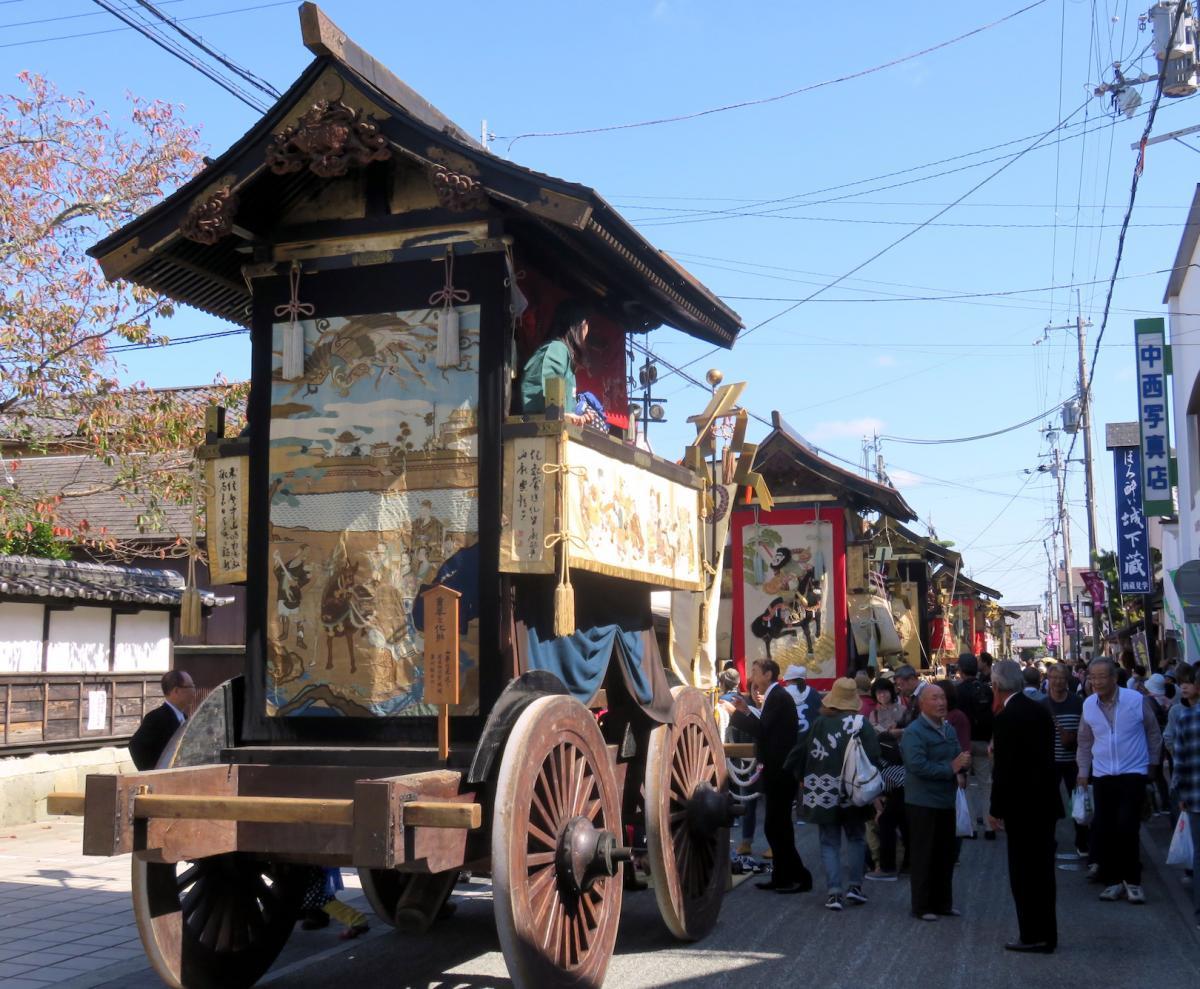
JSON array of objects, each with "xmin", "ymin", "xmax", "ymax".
[{"xmin": 5, "ymin": 0, "xmax": 1198, "ymax": 607}]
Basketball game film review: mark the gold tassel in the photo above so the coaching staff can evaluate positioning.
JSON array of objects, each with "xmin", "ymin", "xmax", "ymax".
[
  {"xmin": 180, "ymin": 463, "xmax": 202, "ymax": 637},
  {"xmin": 545, "ymin": 433, "xmax": 579, "ymax": 638},
  {"xmin": 553, "ymin": 580, "xmax": 575, "ymax": 638}
]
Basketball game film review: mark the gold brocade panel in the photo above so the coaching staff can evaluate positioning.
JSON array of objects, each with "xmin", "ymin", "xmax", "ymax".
[{"xmin": 265, "ymin": 307, "xmax": 481, "ymax": 717}]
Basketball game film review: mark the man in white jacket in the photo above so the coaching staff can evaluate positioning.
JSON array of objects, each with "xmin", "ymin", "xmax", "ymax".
[{"xmin": 1076, "ymin": 656, "xmax": 1163, "ymax": 905}]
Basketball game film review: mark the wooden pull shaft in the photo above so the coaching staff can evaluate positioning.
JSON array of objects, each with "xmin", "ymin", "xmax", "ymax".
[{"xmin": 49, "ymin": 791, "xmax": 482, "ymax": 829}]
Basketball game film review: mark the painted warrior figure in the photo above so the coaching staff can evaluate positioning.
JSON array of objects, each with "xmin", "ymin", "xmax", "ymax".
[
  {"xmin": 272, "ymin": 549, "xmax": 312, "ymax": 641},
  {"xmin": 751, "ymin": 546, "xmax": 822, "ymax": 656},
  {"xmin": 319, "ymin": 555, "xmax": 377, "ymax": 674}
]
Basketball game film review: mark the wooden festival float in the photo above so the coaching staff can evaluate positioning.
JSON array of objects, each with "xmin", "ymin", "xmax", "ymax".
[{"xmin": 47, "ymin": 6, "xmax": 754, "ymax": 987}]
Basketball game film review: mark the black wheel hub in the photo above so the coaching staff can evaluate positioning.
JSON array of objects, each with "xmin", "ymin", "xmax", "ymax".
[
  {"xmin": 555, "ymin": 816, "xmax": 632, "ymax": 896},
  {"xmin": 685, "ymin": 782, "xmax": 738, "ymax": 837}
]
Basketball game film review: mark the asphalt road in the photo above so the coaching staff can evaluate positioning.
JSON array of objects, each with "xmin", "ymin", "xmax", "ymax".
[{"xmin": 189, "ymin": 814, "xmax": 1199, "ymax": 989}]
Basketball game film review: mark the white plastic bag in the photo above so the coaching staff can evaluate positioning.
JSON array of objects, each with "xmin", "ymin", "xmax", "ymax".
[
  {"xmin": 1167, "ymin": 811, "xmax": 1194, "ymax": 868},
  {"xmin": 1071, "ymin": 785, "xmax": 1094, "ymax": 826},
  {"xmin": 841, "ymin": 719, "xmax": 884, "ymax": 807},
  {"xmin": 955, "ymin": 787, "xmax": 973, "ymax": 837}
]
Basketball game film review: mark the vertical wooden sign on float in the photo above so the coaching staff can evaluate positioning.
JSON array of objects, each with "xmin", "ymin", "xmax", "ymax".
[{"xmin": 422, "ymin": 585, "xmax": 461, "ymax": 761}]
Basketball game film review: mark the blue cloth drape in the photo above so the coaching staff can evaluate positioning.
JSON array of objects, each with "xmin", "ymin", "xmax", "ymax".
[{"xmin": 525, "ymin": 624, "xmax": 651, "ymax": 706}]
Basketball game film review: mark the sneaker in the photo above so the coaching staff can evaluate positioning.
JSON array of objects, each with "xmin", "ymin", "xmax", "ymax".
[
  {"xmin": 865, "ymin": 870, "xmax": 898, "ymax": 882},
  {"xmin": 1086, "ymin": 863, "xmax": 1102, "ymax": 883},
  {"xmin": 845, "ymin": 886, "xmax": 867, "ymax": 905},
  {"xmin": 1124, "ymin": 883, "xmax": 1146, "ymax": 904},
  {"xmin": 824, "ymin": 894, "xmax": 844, "ymax": 911},
  {"xmin": 762, "ymin": 847, "xmax": 773, "ymax": 860},
  {"xmin": 736, "ymin": 840, "xmax": 753, "ymax": 856},
  {"xmin": 1098, "ymin": 884, "xmax": 1127, "ymax": 901}
]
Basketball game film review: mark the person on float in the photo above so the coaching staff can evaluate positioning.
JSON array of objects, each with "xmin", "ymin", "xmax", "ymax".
[{"xmin": 519, "ymin": 299, "xmax": 591, "ymax": 425}]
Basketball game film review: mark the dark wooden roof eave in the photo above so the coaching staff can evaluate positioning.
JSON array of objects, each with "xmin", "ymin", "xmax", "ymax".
[
  {"xmin": 88, "ymin": 55, "xmax": 741, "ymax": 346},
  {"xmin": 755, "ymin": 413, "xmax": 918, "ymax": 522}
]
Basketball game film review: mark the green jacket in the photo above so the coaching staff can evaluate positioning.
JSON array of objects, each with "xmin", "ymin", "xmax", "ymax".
[
  {"xmin": 520, "ymin": 339, "xmax": 575, "ymax": 414},
  {"xmin": 900, "ymin": 715, "xmax": 961, "ymax": 809},
  {"xmin": 785, "ymin": 712, "xmax": 882, "ymax": 824}
]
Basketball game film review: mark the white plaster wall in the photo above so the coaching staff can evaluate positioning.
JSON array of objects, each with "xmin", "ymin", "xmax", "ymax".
[
  {"xmin": 1167, "ymin": 257, "xmax": 1200, "ymax": 660},
  {"xmin": 0, "ymin": 602, "xmax": 44, "ymax": 672},
  {"xmin": 113, "ymin": 611, "xmax": 170, "ymax": 672},
  {"xmin": 45, "ymin": 607, "xmax": 111, "ymax": 673}
]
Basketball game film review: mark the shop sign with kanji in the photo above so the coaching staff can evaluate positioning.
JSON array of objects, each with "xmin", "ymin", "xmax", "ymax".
[
  {"xmin": 1113, "ymin": 446, "xmax": 1152, "ymax": 594},
  {"xmin": 1134, "ymin": 318, "xmax": 1173, "ymax": 517}
]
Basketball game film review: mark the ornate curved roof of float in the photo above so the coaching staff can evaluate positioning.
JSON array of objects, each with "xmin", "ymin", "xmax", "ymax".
[{"xmin": 89, "ymin": 4, "xmax": 742, "ymax": 347}]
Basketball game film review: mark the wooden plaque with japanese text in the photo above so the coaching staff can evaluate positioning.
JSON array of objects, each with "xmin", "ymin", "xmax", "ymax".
[
  {"xmin": 422, "ymin": 584, "xmax": 461, "ymax": 706},
  {"xmin": 205, "ymin": 455, "xmax": 249, "ymax": 583}
]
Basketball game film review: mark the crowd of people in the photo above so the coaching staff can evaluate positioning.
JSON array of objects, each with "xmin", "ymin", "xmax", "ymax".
[{"xmin": 718, "ymin": 649, "xmax": 1200, "ymax": 951}]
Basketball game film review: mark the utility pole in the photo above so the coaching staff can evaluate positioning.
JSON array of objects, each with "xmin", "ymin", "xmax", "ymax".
[
  {"xmin": 1054, "ymin": 443, "xmax": 1076, "ymax": 663},
  {"xmin": 1044, "ymin": 309, "xmax": 1099, "ymax": 564},
  {"xmin": 1075, "ymin": 311, "xmax": 1100, "ymax": 564},
  {"xmin": 1032, "ymin": 430, "xmax": 1074, "ymax": 661}
]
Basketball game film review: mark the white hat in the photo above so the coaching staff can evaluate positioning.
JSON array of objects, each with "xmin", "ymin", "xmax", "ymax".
[
  {"xmin": 783, "ymin": 664, "xmax": 808, "ymax": 681},
  {"xmin": 1145, "ymin": 673, "xmax": 1167, "ymax": 696}
]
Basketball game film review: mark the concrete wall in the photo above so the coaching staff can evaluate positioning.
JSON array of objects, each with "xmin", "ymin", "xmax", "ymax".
[{"xmin": 0, "ymin": 746, "xmax": 133, "ymax": 827}]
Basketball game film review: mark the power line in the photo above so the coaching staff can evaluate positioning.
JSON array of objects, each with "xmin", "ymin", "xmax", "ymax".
[
  {"xmin": 623, "ymin": 210, "xmax": 1181, "ymax": 230},
  {"xmin": 108, "ymin": 328, "xmax": 248, "ymax": 353},
  {"xmin": 495, "ymin": 1, "xmax": 1049, "ymax": 148},
  {"xmin": 90, "ymin": 0, "xmax": 271, "ymax": 113},
  {"xmin": 880, "ymin": 401, "xmax": 1070, "ymax": 446},
  {"xmin": 623, "ymin": 98, "xmax": 1186, "ymax": 227},
  {"xmin": 1064, "ymin": 0, "xmax": 1186, "ymax": 483},
  {"xmin": 656, "ymin": 95, "xmax": 1093, "ymax": 386},
  {"xmin": 0, "ymin": 0, "xmax": 185, "ymax": 30},
  {"xmin": 1, "ymin": 0, "xmax": 295, "ymax": 50},
  {"xmin": 131, "ymin": 0, "xmax": 281, "ymax": 101}
]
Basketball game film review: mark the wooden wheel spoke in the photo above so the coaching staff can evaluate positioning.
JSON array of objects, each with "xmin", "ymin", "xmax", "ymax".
[
  {"xmin": 528, "ymin": 820, "xmax": 558, "ymax": 851},
  {"xmin": 176, "ymin": 863, "xmax": 200, "ymax": 891},
  {"xmin": 583, "ymin": 796, "xmax": 602, "ymax": 822},
  {"xmin": 530, "ymin": 785, "xmax": 557, "ymax": 834},
  {"xmin": 527, "ymin": 863, "xmax": 556, "ymax": 905},
  {"xmin": 542, "ymin": 889, "xmax": 563, "ymax": 954},
  {"xmin": 526, "ymin": 850, "xmax": 557, "ymax": 869},
  {"xmin": 538, "ymin": 765, "xmax": 562, "ymax": 825},
  {"xmin": 548, "ymin": 746, "xmax": 567, "ymax": 824},
  {"xmin": 670, "ymin": 759, "xmax": 691, "ymax": 802}
]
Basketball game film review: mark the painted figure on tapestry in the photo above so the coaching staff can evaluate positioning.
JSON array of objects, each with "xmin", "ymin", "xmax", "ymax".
[
  {"xmin": 750, "ymin": 544, "xmax": 823, "ymax": 655},
  {"xmin": 265, "ymin": 307, "xmax": 482, "ymax": 718},
  {"xmin": 742, "ymin": 524, "xmax": 835, "ymax": 679}
]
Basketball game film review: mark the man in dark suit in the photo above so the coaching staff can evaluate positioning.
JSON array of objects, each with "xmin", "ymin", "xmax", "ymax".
[
  {"xmin": 987, "ymin": 659, "xmax": 1063, "ymax": 953},
  {"xmin": 129, "ymin": 670, "xmax": 195, "ymax": 771},
  {"xmin": 721, "ymin": 658, "xmax": 812, "ymax": 893}
]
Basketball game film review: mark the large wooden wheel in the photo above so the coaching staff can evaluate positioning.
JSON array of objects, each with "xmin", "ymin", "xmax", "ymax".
[
  {"xmin": 644, "ymin": 685, "xmax": 730, "ymax": 941},
  {"xmin": 492, "ymin": 694, "xmax": 626, "ymax": 989},
  {"xmin": 358, "ymin": 868, "xmax": 410, "ymax": 927},
  {"xmin": 132, "ymin": 852, "xmax": 302, "ymax": 989},
  {"xmin": 357, "ymin": 868, "xmax": 457, "ymax": 932}
]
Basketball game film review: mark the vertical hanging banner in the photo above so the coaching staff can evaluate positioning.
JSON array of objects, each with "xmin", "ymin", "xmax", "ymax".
[
  {"xmin": 1080, "ymin": 570, "xmax": 1108, "ymax": 611},
  {"xmin": 1134, "ymin": 317, "xmax": 1173, "ymax": 517},
  {"xmin": 1113, "ymin": 447, "xmax": 1152, "ymax": 594},
  {"xmin": 1060, "ymin": 603, "xmax": 1077, "ymax": 637}
]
